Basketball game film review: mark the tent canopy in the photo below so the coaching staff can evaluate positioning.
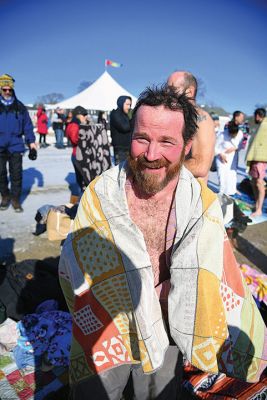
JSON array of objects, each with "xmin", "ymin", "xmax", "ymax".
[{"xmin": 52, "ymin": 71, "xmax": 137, "ymax": 111}]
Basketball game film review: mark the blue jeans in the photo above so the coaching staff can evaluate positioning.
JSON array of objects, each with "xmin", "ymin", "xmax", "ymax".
[
  {"xmin": 55, "ymin": 129, "xmax": 64, "ymax": 148},
  {"xmin": 71, "ymin": 154, "xmax": 84, "ymax": 194}
]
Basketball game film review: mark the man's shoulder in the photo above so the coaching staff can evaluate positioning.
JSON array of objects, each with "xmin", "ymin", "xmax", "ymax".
[
  {"xmin": 260, "ymin": 117, "xmax": 267, "ymax": 128},
  {"xmin": 196, "ymin": 107, "xmax": 213, "ymax": 123},
  {"xmin": 69, "ymin": 120, "xmax": 79, "ymax": 128},
  {"xmin": 110, "ymin": 109, "xmax": 117, "ymax": 117},
  {"xmin": 88, "ymin": 163, "xmax": 125, "ymax": 190},
  {"xmin": 14, "ymin": 99, "xmax": 30, "ymax": 118},
  {"xmin": 194, "ymin": 107, "xmax": 215, "ymax": 143},
  {"xmin": 109, "ymin": 109, "xmax": 117, "ymax": 122},
  {"xmin": 15, "ymin": 98, "xmax": 27, "ymax": 111}
]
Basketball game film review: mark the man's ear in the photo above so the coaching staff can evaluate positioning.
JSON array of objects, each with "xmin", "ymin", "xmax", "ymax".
[
  {"xmin": 186, "ymin": 86, "xmax": 195, "ymax": 99},
  {"xmin": 184, "ymin": 139, "xmax": 193, "ymax": 156}
]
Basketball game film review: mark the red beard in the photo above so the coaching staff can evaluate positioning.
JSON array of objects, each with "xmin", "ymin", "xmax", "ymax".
[{"xmin": 128, "ymin": 149, "xmax": 185, "ymax": 195}]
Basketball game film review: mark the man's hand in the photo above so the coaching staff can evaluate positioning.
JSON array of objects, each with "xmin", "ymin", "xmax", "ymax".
[
  {"xmin": 29, "ymin": 142, "xmax": 37, "ymax": 150},
  {"xmin": 219, "ymin": 153, "xmax": 227, "ymax": 163},
  {"xmin": 224, "ymin": 147, "xmax": 236, "ymax": 154}
]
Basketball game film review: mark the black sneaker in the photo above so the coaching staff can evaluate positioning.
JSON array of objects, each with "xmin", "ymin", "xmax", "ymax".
[
  {"xmin": 0, "ymin": 196, "xmax": 10, "ymax": 210},
  {"xmin": 11, "ymin": 199, "xmax": 23, "ymax": 213}
]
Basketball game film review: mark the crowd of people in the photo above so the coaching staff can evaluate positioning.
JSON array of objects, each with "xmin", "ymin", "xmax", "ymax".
[
  {"xmin": 0, "ymin": 71, "xmax": 267, "ymax": 399},
  {"xmin": 212, "ymin": 107, "xmax": 267, "ymax": 217}
]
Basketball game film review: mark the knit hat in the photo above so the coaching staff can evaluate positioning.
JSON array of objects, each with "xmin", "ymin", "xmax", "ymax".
[
  {"xmin": 0, "ymin": 74, "xmax": 15, "ymax": 89},
  {"xmin": 72, "ymin": 106, "xmax": 88, "ymax": 116}
]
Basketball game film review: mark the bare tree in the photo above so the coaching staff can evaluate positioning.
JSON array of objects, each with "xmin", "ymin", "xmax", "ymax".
[
  {"xmin": 196, "ymin": 77, "xmax": 206, "ymax": 101},
  {"xmin": 77, "ymin": 81, "xmax": 93, "ymax": 93},
  {"xmin": 35, "ymin": 93, "xmax": 64, "ymax": 105},
  {"xmin": 255, "ymin": 103, "xmax": 267, "ymax": 110}
]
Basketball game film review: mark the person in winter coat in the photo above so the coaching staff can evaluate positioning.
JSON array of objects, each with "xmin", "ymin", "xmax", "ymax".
[
  {"xmin": 65, "ymin": 110, "xmax": 73, "ymax": 147},
  {"xmin": 65, "ymin": 106, "xmax": 88, "ymax": 193},
  {"xmin": 97, "ymin": 111, "xmax": 108, "ymax": 130},
  {"xmin": 0, "ymin": 74, "xmax": 37, "ymax": 212},
  {"xmin": 110, "ymin": 95, "xmax": 132, "ymax": 164},
  {"xmin": 51, "ymin": 107, "xmax": 65, "ymax": 149},
  {"xmin": 36, "ymin": 105, "xmax": 48, "ymax": 147}
]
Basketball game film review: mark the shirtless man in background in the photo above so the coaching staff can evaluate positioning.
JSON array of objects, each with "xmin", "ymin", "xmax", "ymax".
[{"xmin": 167, "ymin": 70, "xmax": 215, "ymax": 181}]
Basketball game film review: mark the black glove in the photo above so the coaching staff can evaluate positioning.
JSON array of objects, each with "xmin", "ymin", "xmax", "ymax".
[{"xmin": 28, "ymin": 148, "xmax": 37, "ymax": 160}]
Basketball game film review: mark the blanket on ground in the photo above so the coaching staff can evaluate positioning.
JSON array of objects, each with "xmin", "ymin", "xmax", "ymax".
[
  {"xmin": 59, "ymin": 164, "xmax": 267, "ymax": 386},
  {"xmin": 0, "ymin": 351, "xmax": 68, "ymax": 400},
  {"xmin": 183, "ymin": 361, "xmax": 267, "ymax": 399}
]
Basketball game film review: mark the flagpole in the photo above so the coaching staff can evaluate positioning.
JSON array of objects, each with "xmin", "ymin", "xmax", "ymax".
[{"xmin": 105, "ymin": 59, "xmax": 107, "ymax": 71}]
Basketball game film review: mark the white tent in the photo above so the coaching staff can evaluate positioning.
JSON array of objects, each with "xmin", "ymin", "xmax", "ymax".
[{"xmin": 52, "ymin": 71, "xmax": 137, "ymax": 111}]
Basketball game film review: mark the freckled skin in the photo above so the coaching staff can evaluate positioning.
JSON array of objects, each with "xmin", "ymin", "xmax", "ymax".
[{"xmin": 131, "ymin": 106, "xmax": 191, "ymax": 187}]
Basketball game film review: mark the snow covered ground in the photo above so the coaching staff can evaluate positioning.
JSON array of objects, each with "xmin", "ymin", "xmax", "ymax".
[
  {"xmin": 0, "ymin": 136, "xmax": 76, "ymax": 262},
  {"xmin": 0, "ymin": 135, "xmax": 249, "ymax": 263}
]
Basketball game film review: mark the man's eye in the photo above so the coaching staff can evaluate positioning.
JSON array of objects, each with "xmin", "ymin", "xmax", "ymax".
[
  {"xmin": 135, "ymin": 137, "xmax": 148, "ymax": 143},
  {"xmin": 162, "ymin": 141, "xmax": 174, "ymax": 145}
]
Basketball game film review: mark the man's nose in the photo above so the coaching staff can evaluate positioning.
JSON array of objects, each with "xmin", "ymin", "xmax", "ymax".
[{"xmin": 144, "ymin": 142, "xmax": 160, "ymax": 161}]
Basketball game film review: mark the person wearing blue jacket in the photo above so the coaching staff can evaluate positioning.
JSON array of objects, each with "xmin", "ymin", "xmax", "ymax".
[{"xmin": 0, "ymin": 74, "xmax": 37, "ymax": 212}]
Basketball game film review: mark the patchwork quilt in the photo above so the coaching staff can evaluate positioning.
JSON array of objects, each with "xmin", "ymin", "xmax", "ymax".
[
  {"xmin": 59, "ymin": 164, "xmax": 267, "ymax": 386},
  {"xmin": 0, "ymin": 352, "xmax": 68, "ymax": 400}
]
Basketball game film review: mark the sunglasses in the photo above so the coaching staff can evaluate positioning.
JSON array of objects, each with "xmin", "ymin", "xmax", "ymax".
[{"xmin": 2, "ymin": 88, "xmax": 13, "ymax": 93}]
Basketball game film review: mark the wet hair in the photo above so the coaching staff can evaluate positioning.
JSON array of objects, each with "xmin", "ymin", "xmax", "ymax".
[
  {"xmin": 254, "ymin": 108, "xmax": 266, "ymax": 119},
  {"xmin": 228, "ymin": 121, "xmax": 239, "ymax": 138},
  {"xmin": 132, "ymin": 84, "xmax": 198, "ymax": 144}
]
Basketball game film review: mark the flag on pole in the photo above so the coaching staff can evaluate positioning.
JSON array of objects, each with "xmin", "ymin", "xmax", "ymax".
[{"xmin": 105, "ymin": 59, "xmax": 123, "ymax": 68}]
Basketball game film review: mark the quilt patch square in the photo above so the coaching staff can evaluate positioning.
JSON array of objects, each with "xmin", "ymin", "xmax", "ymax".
[
  {"xmin": 17, "ymin": 386, "xmax": 34, "ymax": 400},
  {"xmin": 74, "ymin": 304, "xmax": 103, "ymax": 335},
  {"xmin": 6, "ymin": 369, "xmax": 22, "ymax": 385}
]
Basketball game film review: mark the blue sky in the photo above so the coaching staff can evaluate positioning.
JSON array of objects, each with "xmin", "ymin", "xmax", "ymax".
[{"xmin": 1, "ymin": 0, "xmax": 266, "ymax": 115}]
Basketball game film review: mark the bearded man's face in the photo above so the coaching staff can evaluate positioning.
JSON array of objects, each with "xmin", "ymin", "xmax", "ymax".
[{"xmin": 129, "ymin": 105, "xmax": 191, "ymax": 195}]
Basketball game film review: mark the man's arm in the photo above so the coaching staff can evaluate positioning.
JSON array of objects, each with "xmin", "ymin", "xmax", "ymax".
[
  {"xmin": 23, "ymin": 109, "xmax": 37, "ymax": 150},
  {"xmin": 184, "ymin": 111, "xmax": 215, "ymax": 179},
  {"xmin": 66, "ymin": 122, "xmax": 79, "ymax": 147}
]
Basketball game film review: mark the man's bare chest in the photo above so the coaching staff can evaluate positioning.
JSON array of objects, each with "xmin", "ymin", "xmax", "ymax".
[{"xmin": 128, "ymin": 198, "xmax": 171, "ymax": 252}]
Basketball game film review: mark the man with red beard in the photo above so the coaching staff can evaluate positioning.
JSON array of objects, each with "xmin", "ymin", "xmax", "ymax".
[
  {"xmin": 126, "ymin": 88, "xmax": 196, "ymax": 296},
  {"xmin": 59, "ymin": 85, "xmax": 267, "ymax": 400}
]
